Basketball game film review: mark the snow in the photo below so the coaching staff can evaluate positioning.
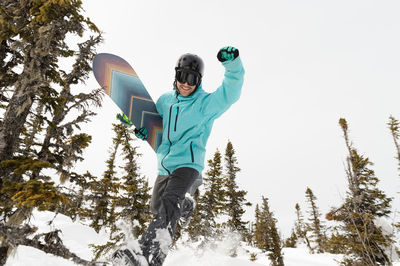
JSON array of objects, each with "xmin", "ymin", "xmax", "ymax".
[
  {"xmin": 166, "ymin": 245, "xmax": 266, "ymax": 266},
  {"xmin": 4, "ymin": 210, "xmax": 400, "ymax": 265},
  {"xmin": 374, "ymin": 217, "xmax": 400, "ymax": 262},
  {"xmin": 283, "ymin": 248, "xmax": 342, "ymax": 266},
  {"xmin": 6, "ymin": 245, "xmax": 77, "ymax": 266},
  {"xmin": 155, "ymin": 228, "xmax": 172, "ymax": 255}
]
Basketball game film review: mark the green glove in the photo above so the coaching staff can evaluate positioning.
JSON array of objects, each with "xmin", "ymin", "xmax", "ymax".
[
  {"xmin": 134, "ymin": 127, "xmax": 148, "ymax": 141},
  {"xmin": 116, "ymin": 113, "xmax": 133, "ymax": 126},
  {"xmin": 217, "ymin": 46, "xmax": 239, "ymax": 62}
]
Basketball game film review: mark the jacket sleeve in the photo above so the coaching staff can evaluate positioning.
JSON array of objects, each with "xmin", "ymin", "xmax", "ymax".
[
  {"xmin": 201, "ymin": 56, "xmax": 245, "ymax": 117},
  {"xmin": 156, "ymin": 93, "xmax": 166, "ymax": 118}
]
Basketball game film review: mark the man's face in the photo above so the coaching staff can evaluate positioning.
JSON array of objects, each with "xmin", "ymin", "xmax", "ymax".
[{"xmin": 176, "ymin": 81, "xmax": 196, "ymax": 97}]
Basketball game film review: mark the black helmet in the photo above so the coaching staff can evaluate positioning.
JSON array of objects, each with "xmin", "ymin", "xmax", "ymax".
[{"xmin": 175, "ymin": 53, "xmax": 204, "ymax": 77}]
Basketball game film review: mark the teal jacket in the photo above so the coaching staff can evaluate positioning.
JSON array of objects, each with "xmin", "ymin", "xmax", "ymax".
[{"xmin": 155, "ymin": 57, "xmax": 244, "ymax": 176}]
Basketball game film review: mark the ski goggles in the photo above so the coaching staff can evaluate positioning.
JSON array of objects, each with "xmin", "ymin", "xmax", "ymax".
[{"xmin": 175, "ymin": 69, "xmax": 201, "ymax": 87}]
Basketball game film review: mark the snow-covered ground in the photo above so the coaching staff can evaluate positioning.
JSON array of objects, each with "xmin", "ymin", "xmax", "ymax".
[{"xmin": 4, "ymin": 210, "xmax": 400, "ymax": 266}]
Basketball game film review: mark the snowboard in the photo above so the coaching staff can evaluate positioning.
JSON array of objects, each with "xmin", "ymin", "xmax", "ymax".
[{"xmin": 92, "ymin": 53, "xmax": 163, "ymax": 152}]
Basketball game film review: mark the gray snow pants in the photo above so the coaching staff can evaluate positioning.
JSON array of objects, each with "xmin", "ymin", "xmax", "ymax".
[
  {"xmin": 150, "ymin": 171, "xmax": 201, "ymax": 215},
  {"xmin": 139, "ymin": 167, "xmax": 199, "ymax": 266}
]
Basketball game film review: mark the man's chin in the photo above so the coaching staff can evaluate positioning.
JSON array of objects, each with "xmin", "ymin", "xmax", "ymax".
[{"xmin": 179, "ymin": 89, "xmax": 193, "ymax": 97}]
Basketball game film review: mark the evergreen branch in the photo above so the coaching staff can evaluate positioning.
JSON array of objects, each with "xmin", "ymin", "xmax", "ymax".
[
  {"xmin": 0, "ymin": 223, "xmax": 98, "ymax": 265},
  {"xmin": 66, "ymin": 88, "xmax": 104, "ymax": 113},
  {"xmin": 63, "ymin": 35, "xmax": 103, "ymax": 86},
  {"xmin": 341, "ymin": 204, "xmax": 382, "ymax": 265}
]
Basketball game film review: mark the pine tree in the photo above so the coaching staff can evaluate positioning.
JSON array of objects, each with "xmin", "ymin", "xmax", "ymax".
[
  {"xmin": 0, "ymin": 0, "xmax": 101, "ymax": 263},
  {"xmin": 223, "ymin": 141, "xmax": 251, "ymax": 238},
  {"xmin": 293, "ymin": 203, "xmax": 312, "ymax": 250},
  {"xmin": 388, "ymin": 115, "xmax": 400, "ymax": 175},
  {"xmin": 198, "ymin": 148, "xmax": 225, "ymax": 237},
  {"xmin": 117, "ymin": 125, "xmax": 151, "ymax": 238},
  {"xmin": 246, "ymin": 221, "xmax": 256, "ymax": 246},
  {"xmin": 89, "ymin": 124, "xmax": 152, "ymax": 259},
  {"xmin": 324, "ymin": 231, "xmax": 348, "ymax": 254},
  {"xmin": 305, "ymin": 187, "xmax": 325, "ymax": 253},
  {"xmin": 326, "ymin": 118, "xmax": 394, "ymax": 265},
  {"xmin": 283, "ymin": 229, "xmax": 297, "ymax": 248},
  {"xmin": 254, "ymin": 203, "xmax": 272, "ymax": 251},
  {"xmin": 388, "ymin": 116, "xmax": 400, "ymax": 231},
  {"xmin": 0, "ymin": 0, "xmax": 100, "ymax": 167},
  {"xmin": 82, "ymin": 124, "xmax": 123, "ymax": 234},
  {"xmin": 74, "ymin": 126, "xmax": 122, "ymax": 260},
  {"xmin": 186, "ymin": 188, "xmax": 204, "ymax": 241},
  {"xmin": 255, "ymin": 197, "xmax": 284, "ymax": 266}
]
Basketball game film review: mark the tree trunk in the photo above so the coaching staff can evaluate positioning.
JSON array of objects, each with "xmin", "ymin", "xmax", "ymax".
[
  {"xmin": 0, "ymin": 88, "xmax": 35, "ymax": 177},
  {"xmin": 0, "ymin": 82, "xmax": 41, "ymax": 261}
]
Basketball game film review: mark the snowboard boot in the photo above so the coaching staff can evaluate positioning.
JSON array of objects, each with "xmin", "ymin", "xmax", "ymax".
[
  {"xmin": 111, "ymin": 248, "xmax": 147, "ymax": 266},
  {"xmin": 179, "ymin": 196, "xmax": 195, "ymax": 228}
]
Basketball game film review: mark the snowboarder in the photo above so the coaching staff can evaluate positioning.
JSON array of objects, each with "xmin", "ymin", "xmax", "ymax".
[{"xmin": 112, "ymin": 46, "xmax": 244, "ymax": 266}]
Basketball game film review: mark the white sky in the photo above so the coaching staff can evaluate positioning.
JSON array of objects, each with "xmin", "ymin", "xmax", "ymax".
[{"xmin": 76, "ymin": 0, "xmax": 400, "ymax": 236}]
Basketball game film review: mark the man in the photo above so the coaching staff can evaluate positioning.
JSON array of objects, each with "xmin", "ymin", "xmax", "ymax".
[{"xmin": 113, "ymin": 46, "xmax": 244, "ymax": 266}]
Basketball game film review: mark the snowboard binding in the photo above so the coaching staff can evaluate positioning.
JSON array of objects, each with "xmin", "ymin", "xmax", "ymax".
[{"xmin": 116, "ymin": 113, "xmax": 133, "ymax": 126}]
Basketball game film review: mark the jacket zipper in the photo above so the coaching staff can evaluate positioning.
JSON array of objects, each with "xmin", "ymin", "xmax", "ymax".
[
  {"xmin": 190, "ymin": 141, "xmax": 194, "ymax": 163},
  {"xmin": 161, "ymin": 96, "xmax": 180, "ymax": 175},
  {"xmin": 161, "ymin": 105, "xmax": 173, "ymax": 175},
  {"xmin": 174, "ymin": 106, "xmax": 179, "ymax": 131}
]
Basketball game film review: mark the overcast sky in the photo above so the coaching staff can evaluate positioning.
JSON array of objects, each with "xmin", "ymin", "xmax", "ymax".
[{"xmin": 76, "ymin": 0, "xmax": 400, "ymax": 236}]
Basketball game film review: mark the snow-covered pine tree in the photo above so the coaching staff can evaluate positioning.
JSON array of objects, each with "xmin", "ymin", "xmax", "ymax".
[
  {"xmin": 0, "ymin": 1, "xmax": 101, "ymax": 263},
  {"xmin": 223, "ymin": 141, "xmax": 251, "ymax": 238},
  {"xmin": 326, "ymin": 118, "xmax": 394, "ymax": 265},
  {"xmin": 305, "ymin": 187, "xmax": 326, "ymax": 253}
]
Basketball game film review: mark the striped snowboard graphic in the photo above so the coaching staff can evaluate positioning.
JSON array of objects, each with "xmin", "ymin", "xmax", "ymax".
[{"xmin": 93, "ymin": 53, "xmax": 163, "ymax": 151}]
